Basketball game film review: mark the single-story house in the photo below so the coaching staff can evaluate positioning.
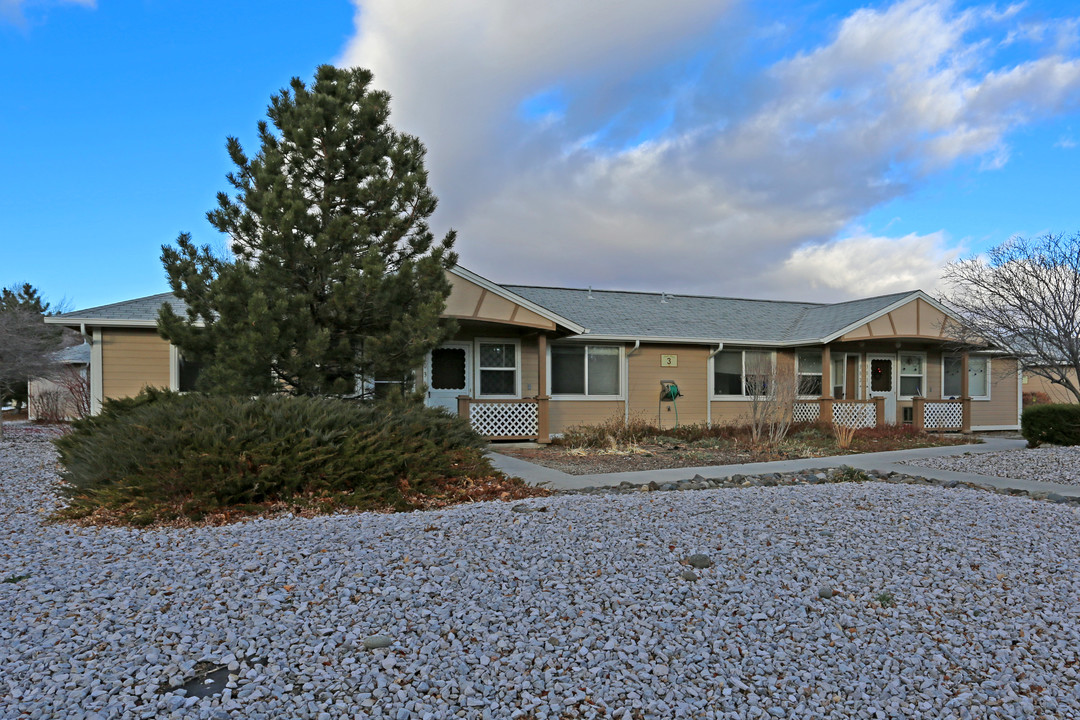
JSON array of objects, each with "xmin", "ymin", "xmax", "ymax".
[
  {"xmin": 1022, "ymin": 366, "xmax": 1080, "ymax": 404},
  {"xmin": 46, "ymin": 266, "xmax": 1021, "ymax": 440},
  {"xmin": 28, "ymin": 342, "xmax": 91, "ymax": 421}
]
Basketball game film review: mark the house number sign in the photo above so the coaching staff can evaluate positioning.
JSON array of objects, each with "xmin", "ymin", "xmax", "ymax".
[{"xmin": 660, "ymin": 354, "xmax": 678, "ymax": 367}]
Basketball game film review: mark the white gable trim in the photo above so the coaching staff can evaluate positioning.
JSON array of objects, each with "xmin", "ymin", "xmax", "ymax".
[
  {"xmin": 820, "ymin": 291, "xmax": 961, "ymax": 344},
  {"xmin": 449, "ymin": 266, "xmax": 586, "ymax": 334}
]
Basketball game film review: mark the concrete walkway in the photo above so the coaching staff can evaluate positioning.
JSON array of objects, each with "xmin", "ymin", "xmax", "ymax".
[{"xmin": 489, "ymin": 437, "xmax": 1080, "ymax": 498}]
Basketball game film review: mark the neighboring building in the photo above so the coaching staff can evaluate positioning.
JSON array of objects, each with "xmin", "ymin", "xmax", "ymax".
[
  {"xmin": 46, "ymin": 266, "xmax": 1022, "ymax": 440},
  {"xmin": 1022, "ymin": 367, "xmax": 1080, "ymax": 404},
  {"xmin": 27, "ymin": 342, "xmax": 91, "ymax": 421}
]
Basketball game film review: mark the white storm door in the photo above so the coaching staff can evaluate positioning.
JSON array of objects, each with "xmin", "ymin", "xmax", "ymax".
[
  {"xmin": 867, "ymin": 354, "xmax": 897, "ymax": 424},
  {"xmin": 426, "ymin": 343, "xmax": 472, "ymax": 413}
]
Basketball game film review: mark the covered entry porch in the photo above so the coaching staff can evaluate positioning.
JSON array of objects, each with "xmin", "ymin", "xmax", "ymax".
[{"xmin": 790, "ymin": 344, "xmax": 983, "ymax": 432}]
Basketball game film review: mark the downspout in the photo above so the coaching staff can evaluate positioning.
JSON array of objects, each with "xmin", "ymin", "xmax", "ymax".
[
  {"xmin": 79, "ymin": 323, "xmax": 91, "ymax": 345},
  {"xmin": 707, "ymin": 343, "xmax": 725, "ymax": 427},
  {"xmin": 624, "ymin": 341, "xmax": 641, "ymax": 424}
]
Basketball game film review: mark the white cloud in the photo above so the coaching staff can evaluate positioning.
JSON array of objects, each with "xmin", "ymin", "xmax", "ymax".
[
  {"xmin": 339, "ymin": 0, "xmax": 1080, "ymax": 300},
  {"xmin": 1, "ymin": 0, "xmax": 94, "ymax": 26},
  {"xmin": 762, "ymin": 232, "xmax": 960, "ymax": 302}
]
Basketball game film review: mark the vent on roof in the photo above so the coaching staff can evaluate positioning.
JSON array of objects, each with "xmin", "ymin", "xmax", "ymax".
[
  {"xmin": 660, "ymin": 292, "xmax": 670, "ymax": 304},
  {"xmin": 588, "ymin": 286, "xmax": 594, "ymax": 300}
]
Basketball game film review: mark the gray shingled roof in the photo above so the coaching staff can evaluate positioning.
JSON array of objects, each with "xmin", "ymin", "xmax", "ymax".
[
  {"xmin": 53, "ymin": 342, "xmax": 91, "ymax": 365},
  {"xmin": 52, "ymin": 281, "xmax": 920, "ymax": 345},
  {"xmin": 51, "ymin": 293, "xmax": 187, "ymax": 324},
  {"xmin": 505, "ymin": 286, "xmax": 915, "ymax": 344}
]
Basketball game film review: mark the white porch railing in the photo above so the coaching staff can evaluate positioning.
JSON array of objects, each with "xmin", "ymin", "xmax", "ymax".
[
  {"xmin": 792, "ymin": 402, "xmax": 820, "ymax": 423},
  {"xmin": 913, "ymin": 398, "xmax": 968, "ymax": 431},
  {"xmin": 795, "ymin": 399, "xmax": 882, "ymax": 428},
  {"xmin": 457, "ymin": 396, "xmax": 548, "ymax": 441},
  {"xmin": 832, "ymin": 401, "xmax": 878, "ymax": 428}
]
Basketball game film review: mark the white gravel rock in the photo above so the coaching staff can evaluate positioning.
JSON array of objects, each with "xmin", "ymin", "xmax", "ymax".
[
  {"xmin": 3, "ymin": 427, "xmax": 1080, "ymax": 718},
  {"xmin": 902, "ymin": 445, "xmax": 1080, "ymax": 486}
]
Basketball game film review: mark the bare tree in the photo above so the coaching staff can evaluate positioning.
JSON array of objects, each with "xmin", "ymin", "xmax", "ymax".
[
  {"xmin": 745, "ymin": 352, "xmax": 807, "ymax": 448},
  {"xmin": 0, "ymin": 309, "xmax": 62, "ymax": 437},
  {"xmin": 941, "ymin": 233, "xmax": 1080, "ymax": 403}
]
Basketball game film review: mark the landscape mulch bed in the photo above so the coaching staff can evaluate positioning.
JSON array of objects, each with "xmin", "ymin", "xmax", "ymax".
[{"xmin": 498, "ymin": 435, "xmax": 975, "ymax": 475}]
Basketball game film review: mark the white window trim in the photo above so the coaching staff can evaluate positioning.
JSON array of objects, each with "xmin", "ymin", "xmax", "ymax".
[
  {"xmin": 547, "ymin": 343, "xmax": 625, "ymax": 401},
  {"xmin": 169, "ymin": 344, "xmax": 180, "ymax": 391},
  {"xmin": 830, "ymin": 352, "xmax": 848, "ymax": 400},
  {"xmin": 710, "ymin": 350, "xmax": 777, "ymax": 400},
  {"xmin": 474, "ymin": 338, "xmax": 521, "ymax": 399},
  {"xmin": 941, "ymin": 354, "xmax": 991, "ymax": 401},
  {"xmin": 898, "ymin": 351, "xmax": 927, "ymax": 401},
  {"xmin": 795, "ymin": 350, "xmax": 824, "ymax": 400}
]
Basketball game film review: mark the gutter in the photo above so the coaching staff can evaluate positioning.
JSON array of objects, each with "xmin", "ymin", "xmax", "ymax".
[
  {"xmin": 706, "ymin": 343, "xmax": 724, "ymax": 427},
  {"xmin": 624, "ymin": 341, "xmax": 641, "ymax": 424}
]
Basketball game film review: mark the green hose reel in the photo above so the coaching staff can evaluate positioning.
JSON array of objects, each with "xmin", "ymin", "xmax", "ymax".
[{"xmin": 659, "ymin": 380, "xmax": 681, "ymax": 428}]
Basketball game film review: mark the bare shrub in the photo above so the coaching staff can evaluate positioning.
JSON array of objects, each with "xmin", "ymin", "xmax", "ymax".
[
  {"xmin": 832, "ymin": 422, "xmax": 857, "ymax": 449},
  {"xmin": 745, "ymin": 352, "xmax": 812, "ymax": 448},
  {"xmin": 30, "ymin": 386, "xmax": 66, "ymax": 423}
]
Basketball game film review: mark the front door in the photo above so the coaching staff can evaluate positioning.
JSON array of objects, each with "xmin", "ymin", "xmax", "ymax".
[
  {"xmin": 426, "ymin": 343, "xmax": 472, "ymax": 414},
  {"xmin": 867, "ymin": 354, "xmax": 897, "ymax": 423}
]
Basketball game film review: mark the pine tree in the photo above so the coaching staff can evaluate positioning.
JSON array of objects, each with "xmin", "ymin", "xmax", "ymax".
[
  {"xmin": 1, "ymin": 283, "xmax": 51, "ymax": 314},
  {"xmin": 0, "ymin": 283, "xmax": 62, "ymax": 418},
  {"xmin": 159, "ymin": 65, "xmax": 457, "ymax": 397}
]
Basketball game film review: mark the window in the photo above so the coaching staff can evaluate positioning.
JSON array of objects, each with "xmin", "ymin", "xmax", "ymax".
[
  {"xmin": 178, "ymin": 353, "xmax": 202, "ymax": 392},
  {"xmin": 478, "ymin": 342, "xmax": 517, "ymax": 396},
  {"xmin": 550, "ymin": 345, "xmax": 621, "ymax": 396},
  {"xmin": 899, "ymin": 354, "xmax": 925, "ymax": 398},
  {"xmin": 943, "ymin": 356, "xmax": 990, "ymax": 399},
  {"xmin": 831, "ymin": 354, "xmax": 847, "ymax": 399},
  {"xmin": 713, "ymin": 350, "xmax": 775, "ymax": 397},
  {"xmin": 796, "ymin": 352, "xmax": 823, "ymax": 396}
]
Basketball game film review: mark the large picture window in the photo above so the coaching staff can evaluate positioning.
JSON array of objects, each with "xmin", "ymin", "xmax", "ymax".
[
  {"xmin": 713, "ymin": 350, "xmax": 775, "ymax": 397},
  {"xmin": 477, "ymin": 342, "xmax": 518, "ymax": 397},
  {"xmin": 551, "ymin": 345, "xmax": 620, "ymax": 396},
  {"xmin": 943, "ymin": 356, "xmax": 990, "ymax": 399}
]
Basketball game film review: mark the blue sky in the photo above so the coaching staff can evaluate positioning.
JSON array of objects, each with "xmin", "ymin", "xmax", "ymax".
[{"xmin": 5, "ymin": 0, "xmax": 1080, "ymax": 310}]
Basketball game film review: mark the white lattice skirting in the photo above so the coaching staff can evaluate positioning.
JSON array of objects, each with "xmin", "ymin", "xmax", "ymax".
[
  {"xmin": 832, "ymin": 402, "xmax": 877, "ymax": 429},
  {"xmin": 924, "ymin": 402, "xmax": 963, "ymax": 430},
  {"xmin": 792, "ymin": 403, "xmax": 820, "ymax": 423},
  {"xmin": 470, "ymin": 402, "xmax": 539, "ymax": 437}
]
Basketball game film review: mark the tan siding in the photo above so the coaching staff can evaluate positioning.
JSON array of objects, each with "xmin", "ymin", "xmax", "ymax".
[
  {"xmin": 972, "ymin": 357, "xmax": 1020, "ymax": 428},
  {"xmin": 1023, "ymin": 368, "xmax": 1080, "ymax": 404},
  {"xmin": 890, "ymin": 302, "xmax": 918, "ymax": 335},
  {"xmin": 843, "ymin": 324, "xmax": 872, "ymax": 340},
  {"xmin": 628, "ymin": 344, "xmax": 709, "ymax": 426},
  {"xmin": 917, "ymin": 299, "xmax": 948, "ymax": 336},
  {"xmin": 101, "ymin": 329, "xmax": 170, "ymax": 400},
  {"xmin": 549, "ymin": 400, "xmax": 624, "ymax": 435},
  {"xmin": 477, "ymin": 293, "xmax": 517, "ymax": 322},
  {"xmin": 443, "ymin": 272, "xmax": 556, "ymax": 330},
  {"xmin": 520, "ymin": 339, "xmax": 539, "ymax": 396},
  {"xmin": 868, "ymin": 315, "xmax": 894, "ymax": 337},
  {"xmin": 925, "ymin": 351, "xmax": 943, "ymax": 400},
  {"xmin": 444, "ymin": 273, "xmax": 485, "ymax": 316},
  {"xmin": 709, "ymin": 401, "xmax": 754, "ymax": 425}
]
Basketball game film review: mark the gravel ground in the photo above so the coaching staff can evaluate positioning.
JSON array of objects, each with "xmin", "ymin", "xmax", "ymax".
[
  {"xmin": 4, "ymin": 431, "xmax": 1080, "ymax": 719},
  {"xmin": 902, "ymin": 445, "xmax": 1080, "ymax": 486}
]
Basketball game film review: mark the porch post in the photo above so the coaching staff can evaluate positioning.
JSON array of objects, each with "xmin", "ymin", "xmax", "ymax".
[
  {"xmin": 457, "ymin": 395, "xmax": 471, "ymax": 421},
  {"xmin": 912, "ymin": 397, "xmax": 925, "ymax": 431},
  {"xmin": 820, "ymin": 344, "xmax": 833, "ymax": 424},
  {"xmin": 874, "ymin": 396, "xmax": 886, "ymax": 427},
  {"xmin": 960, "ymin": 351, "xmax": 972, "ymax": 433},
  {"xmin": 536, "ymin": 334, "xmax": 551, "ymax": 444}
]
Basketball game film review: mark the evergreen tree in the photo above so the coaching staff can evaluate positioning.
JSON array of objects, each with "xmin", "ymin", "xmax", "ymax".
[
  {"xmin": 1, "ymin": 282, "xmax": 51, "ymax": 314},
  {"xmin": 160, "ymin": 65, "xmax": 457, "ymax": 397},
  {"xmin": 0, "ymin": 283, "xmax": 63, "ymax": 416}
]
